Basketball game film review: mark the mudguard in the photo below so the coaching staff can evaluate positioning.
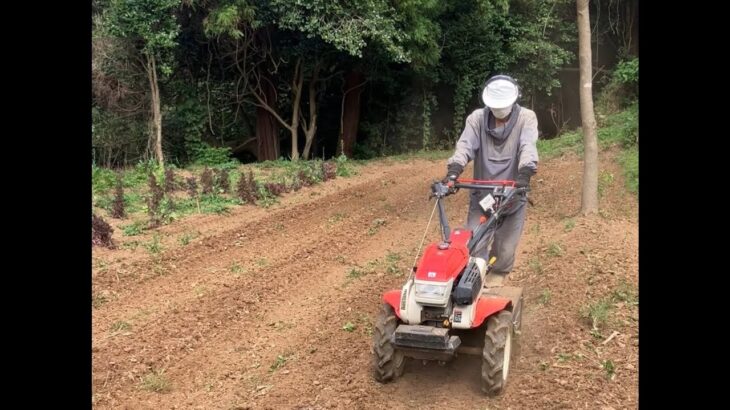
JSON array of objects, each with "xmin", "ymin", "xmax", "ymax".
[
  {"xmin": 472, "ymin": 297, "xmax": 512, "ymax": 327},
  {"xmin": 383, "ymin": 290, "xmax": 402, "ymax": 318}
]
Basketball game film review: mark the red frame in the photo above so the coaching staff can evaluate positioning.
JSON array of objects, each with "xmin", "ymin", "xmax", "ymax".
[{"xmin": 380, "ymin": 178, "xmax": 516, "ymax": 327}]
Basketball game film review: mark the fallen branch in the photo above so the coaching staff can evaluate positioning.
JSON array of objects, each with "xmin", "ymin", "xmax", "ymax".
[{"xmin": 602, "ymin": 330, "xmax": 619, "ymax": 345}]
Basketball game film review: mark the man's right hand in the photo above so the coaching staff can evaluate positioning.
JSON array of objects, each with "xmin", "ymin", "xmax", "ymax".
[{"xmin": 444, "ymin": 163, "xmax": 464, "ymax": 183}]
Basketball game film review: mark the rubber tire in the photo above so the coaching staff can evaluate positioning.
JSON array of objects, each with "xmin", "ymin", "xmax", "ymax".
[
  {"xmin": 372, "ymin": 303, "xmax": 405, "ymax": 382},
  {"xmin": 481, "ymin": 310, "xmax": 515, "ymax": 396}
]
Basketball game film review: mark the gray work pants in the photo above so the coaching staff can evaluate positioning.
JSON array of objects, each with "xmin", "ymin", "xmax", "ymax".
[{"xmin": 466, "ymin": 192, "xmax": 527, "ymax": 275}]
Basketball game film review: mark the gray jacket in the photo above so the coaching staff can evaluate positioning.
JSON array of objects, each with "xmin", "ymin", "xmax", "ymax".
[{"xmin": 447, "ymin": 105, "xmax": 539, "ymax": 180}]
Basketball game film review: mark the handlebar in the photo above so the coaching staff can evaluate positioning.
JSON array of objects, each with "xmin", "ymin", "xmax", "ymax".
[
  {"xmin": 431, "ymin": 179, "xmax": 530, "ymax": 199},
  {"xmin": 428, "ymin": 178, "xmax": 532, "ymax": 244}
]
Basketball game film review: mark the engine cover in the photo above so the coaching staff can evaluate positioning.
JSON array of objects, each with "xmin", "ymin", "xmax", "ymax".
[{"xmin": 453, "ymin": 261, "xmax": 482, "ymax": 305}]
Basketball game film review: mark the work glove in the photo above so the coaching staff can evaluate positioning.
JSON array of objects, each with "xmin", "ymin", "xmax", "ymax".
[
  {"xmin": 443, "ymin": 163, "xmax": 464, "ymax": 183},
  {"xmin": 515, "ymin": 167, "xmax": 535, "ymax": 188}
]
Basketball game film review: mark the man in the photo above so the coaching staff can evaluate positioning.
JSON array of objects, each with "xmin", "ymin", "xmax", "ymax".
[{"xmin": 445, "ymin": 74, "xmax": 539, "ymax": 287}]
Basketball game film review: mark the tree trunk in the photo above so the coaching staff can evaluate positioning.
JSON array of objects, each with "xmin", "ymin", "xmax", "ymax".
[
  {"xmin": 256, "ymin": 74, "xmax": 280, "ymax": 161},
  {"xmin": 146, "ymin": 54, "xmax": 164, "ymax": 166},
  {"xmin": 289, "ymin": 58, "xmax": 304, "ymax": 161},
  {"xmin": 301, "ymin": 63, "xmax": 321, "ymax": 160},
  {"xmin": 577, "ymin": 0, "xmax": 598, "ymax": 214},
  {"xmin": 249, "ymin": 58, "xmax": 302, "ymax": 161},
  {"xmin": 628, "ymin": 0, "xmax": 639, "ymax": 56},
  {"xmin": 339, "ymin": 70, "xmax": 365, "ymax": 157}
]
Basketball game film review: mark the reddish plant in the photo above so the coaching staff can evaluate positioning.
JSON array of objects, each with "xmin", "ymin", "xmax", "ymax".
[
  {"xmin": 215, "ymin": 168, "xmax": 231, "ymax": 193},
  {"xmin": 164, "ymin": 168, "xmax": 177, "ymax": 193},
  {"xmin": 290, "ymin": 176, "xmax": 303, "ymax": 192},
  {"xmin": 92, "ymin": 213, "xmax": 115, "ymax": 248},
  {"xmin": 186, "ymin": 177, "xmax": 199, "ymax": 198},
  {"xmin": 201, "ymin": 168, "xmax": 214, "ymax": 195},
  {"xmin": 322, "ymin": 161, "xmax": 337, "ymax": 181},
  {"xmin": 111, "ymin": 173, "xmax": 126, "ymax": 218},
  {"xmin": 237, "ymin": 170, "xmax": 259, "ymax": 203},
  {"xmin": 147, "ymin": 173, "xmax": 164, "ymax": 227},
  {"xmin": 264, "ymin": 182, "xmax": 287, "ymax": 197},
  {"xmin": 298, "ymin": 170, "xmax": 315, "ymax": 187}
]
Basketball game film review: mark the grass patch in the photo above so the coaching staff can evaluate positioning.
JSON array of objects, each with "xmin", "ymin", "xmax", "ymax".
[
  {"xmin": 92, "ymin": 293, "xmax": 108, "ymax": 309},
  {"xmin": 179, "ymin": 231, "xmax": 197, "ymax": 245},
  {"xmin": 538, "ymin": 289, "xmax": 551, "ymax": 305},
  {"xmin": 602, "ymin": 359, "xmax": 616, "ymax": 379},
  {"xmin": 230, "ymin": 262, "xmax": 244, "ymax": 274},
  {"xmin": 145, "ymin": 234, "xmax": 163, "ymax": 255},
  {"xmin": 537, "ymin": 129, "xmax": 583, "ymax": 159},
  {"xmin": 368, "ymin": 218, "xmax": 387, "ymax": 235},
  {"xmin": 347, "ymin": 268, "xmax": 366, "ymax": 279},
  {"xmin": 547, "ymin": 242, "xmax": 564, "ymax": 257},
  {"xmin": 385, "ymin": 251, "xmax": 402, "ymax": 275},
  {"xmin": 110, "ymin": 320, "xmax": 131, "ymax": 332},
  {"xmin": 581, "ymin": 298, "xmax": 613, "ymax": 330},
  {"xmin": 269, "ymin": 353, "xmax": 294, "ymax": 372},
  {"xmin": 619, "ymin": 145, "xmax": 638, "ymax": 194},
  {"xmin": 529, "ymin": 257, "xmax": 544, "ymax": 274},
  {"xmin": 122, "ymin": 221, "xmax": 145, "ymax": 236},
  {"xmin": 199, "ymin": 194, "xmax": 238, "ymax": 215},
  {"xmin": 611, "ymin": 279, "xmax": 638, "ymax": 305},
  {"xmin": 563, "ymin": 218, "xmax": 576, "ymax": 232},
  {"xmin": 598, "ymin": 171, "xmax": 615, "ymax": 198},
  {"xmin": 141, "ymin": 368, "xmax": 171, "ymax": 393},
  {"xmin": 328, "ymin": 212, "xmax": 347, "ymax": 225}
]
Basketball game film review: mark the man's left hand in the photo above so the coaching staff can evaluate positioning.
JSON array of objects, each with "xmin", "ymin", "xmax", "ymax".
[{"xmin": 515, "ymin": 167, "xmax": 535, "ymax": 188}]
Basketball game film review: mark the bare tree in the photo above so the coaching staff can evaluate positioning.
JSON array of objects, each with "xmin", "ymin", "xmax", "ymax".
[
  {"xmin": 300, "ymin": 61, "xmax": 321, "ymax": 160},
  {"xmin": 250, "ymin": 57, "xmax": 304, "ymax": 160},
  {"xmin": 145, "ymin": 54, "xmax": 164, "ymax": 165},
  {"xmin": 339, "ymin": 70, "xmax": 367, "ymax": 158},
  {"xmin": 578, "ymin": 0, "xmax": 599, "ymax": 214}
]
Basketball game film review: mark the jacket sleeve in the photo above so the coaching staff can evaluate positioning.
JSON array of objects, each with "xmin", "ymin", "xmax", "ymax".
[
  {"xmin": 447, "ymin": 110, "xmax": 481, "ymax": 167},
  {"xmin": 518, "ymin": 110, "xmax": 539, "ymax": 172}
]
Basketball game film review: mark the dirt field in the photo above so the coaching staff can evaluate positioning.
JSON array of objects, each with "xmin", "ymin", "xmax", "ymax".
[{"xmin": 92, "ymin": 150, "xmax": 638, "ymax": 409}]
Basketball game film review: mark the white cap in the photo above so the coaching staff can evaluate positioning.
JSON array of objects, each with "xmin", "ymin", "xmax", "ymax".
[{"xmin": 482, "ymin": 79, "xmax": 519, "ymax": 109}]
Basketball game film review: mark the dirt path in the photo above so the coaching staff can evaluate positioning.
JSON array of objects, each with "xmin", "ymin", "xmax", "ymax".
[{"xmin": 92, "ymin": 151, "xmax": 638, "ymax": 409}]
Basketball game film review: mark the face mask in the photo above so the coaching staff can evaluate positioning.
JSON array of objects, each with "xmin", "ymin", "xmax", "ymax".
[{"xmin": 490, "ymin": 105, "xmax": 513, "ymax": 119}]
